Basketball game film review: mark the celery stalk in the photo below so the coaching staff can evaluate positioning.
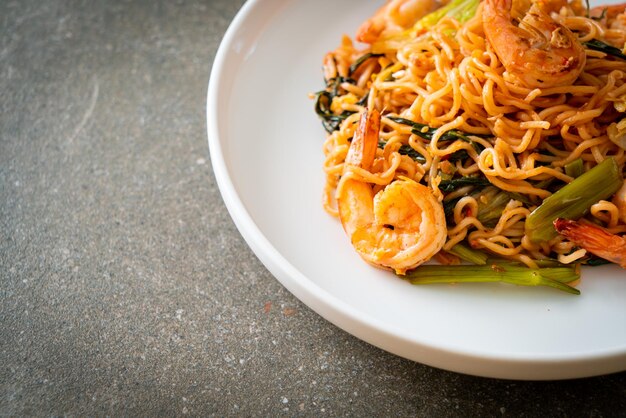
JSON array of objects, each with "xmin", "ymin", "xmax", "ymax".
[
  {"xmin": 403, "ymin": 264, "xmax": 580, "ymax": 294},
  {"xmin": 525, "ymin": 158, "xmax": 622, "ymax": 243}
]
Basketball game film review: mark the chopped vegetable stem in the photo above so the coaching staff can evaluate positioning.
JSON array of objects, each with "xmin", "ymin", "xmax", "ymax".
[
  {"xmin": 564, "ymin": 158, "xmax": 584, "ymax": 178},
  {"xmin": 403, "ymin": 264, "xmax": 580, "ymax": 294},
  {"xmin": 476, "ymin": 189, "xmax": 511, "ymax": 225},
  {"xmin": 416, "ymin": 0, "xmax": 480, "ymax": 29},
  {"xmin": 525, "ymin": 157, "xmax": 622, "ymax": 243},
  {"xmin": 449, "ymin": 244, "xmax": 488, "ymax": 265}
]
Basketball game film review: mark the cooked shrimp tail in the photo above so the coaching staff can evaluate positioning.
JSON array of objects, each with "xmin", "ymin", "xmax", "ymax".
[
  {"xmin": 482, "ymin": 0, "xmax": 586, "ymax": 88},
  {"xmin": 554, "ymin": 218, "xmax": 626, "ymax": 268},
  {"xmin": 337, "ymin": 109, "xmax": 447, "ymax": 274}
]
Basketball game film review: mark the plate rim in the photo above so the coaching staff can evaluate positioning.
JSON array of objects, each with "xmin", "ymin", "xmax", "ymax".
[{"xmin": 206, "ymin": 0, "xmax": 626, "ymax": 380}]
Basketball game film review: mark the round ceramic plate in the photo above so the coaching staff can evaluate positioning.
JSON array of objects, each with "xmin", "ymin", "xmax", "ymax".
[{"xmin": 207, "ymin": 0, "xmax": 626, "ymax": 379}]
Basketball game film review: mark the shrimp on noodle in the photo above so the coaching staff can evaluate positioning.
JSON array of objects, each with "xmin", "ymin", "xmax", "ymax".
[
  {"xmin": 590, "ymin": 2, "xmax": 626, "ymax": 21},
  {"xmin": 314, "ymin": 0, "xmax": 626, "ymax": 293},
  {"xmin": 336, "ymin": 109, "xmax": 447, "ymax": 275},
  {"xmin": 554, "ymin": 219, "xmax": 626, "ymax": 268},
  {"xmin": 356, "ymin": 0, "xmax": 443, "ymax": 43},
  {"xmin": 482, "ymin": 0, "xmax": 586, "ymax": 88}
]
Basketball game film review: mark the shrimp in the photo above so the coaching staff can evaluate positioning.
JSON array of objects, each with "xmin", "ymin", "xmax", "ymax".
[
  {"xmin": 336, "ymin": 109, "xmax": 447, "ymax": 274},
  {"xmin": 590, "ymin": 3, "xmax": 626, "ymax": 22},
  {"xmin": 554, "ymin": 218, "xmax": 626, "ymax": 268},
  {"xmin": 356, "ymin": 0, "xmax": 443, "ymax": 44},
  {"xmin": 482, "ymin": 0, "xmax": 586, "ymax": 88},
  {"xmin": 591, "ymin": 3, "xmax": 626, "ymax": 47}
]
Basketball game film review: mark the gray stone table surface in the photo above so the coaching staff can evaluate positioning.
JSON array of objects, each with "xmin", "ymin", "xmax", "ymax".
[{"xmin": 1, "ymin": 0, "xmax": 625, "ymax": 416}]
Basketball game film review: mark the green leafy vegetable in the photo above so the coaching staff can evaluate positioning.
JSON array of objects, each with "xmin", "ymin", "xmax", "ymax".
[
  {"xmin": 314, "ymin": 91, "xmax": 355, "ymax": 133},
  {"xmin": 446, "ymin": 149, "xmax": 470, "ymax": 163},
  {"xmin": 378, "ymin": 140, "xmax": 426, "ymax": 162},
  {"xmin": 377, "ymin": 140, "xmax": 474, "ymax": 165},
  {"xmin": 386, "ymin": 116, "xmax": 484, "ymax": 143},
  {"xmin": 584, "ymin": 39, "xmax": 626, "ymax": 60},
  {"xmin": 443, "ymin": 196, "xmax": 461, "ymax": 220},
  {"xmin": 586, "ymin": 256, "xmax": 611, "ymax": 266},
  {"xmin": 356, "ymin": 92, "xmax": 369, "ymax": 107},
  {"xmin": 349, "ymin": 53, "xmax": 384, "ymax": 76},
  {"xmin": 438, "ymin": 176, "xmax": 490, "ymax": 193}
]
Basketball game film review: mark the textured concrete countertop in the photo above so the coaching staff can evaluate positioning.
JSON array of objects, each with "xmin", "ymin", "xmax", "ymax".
[{"xmin": 1, "ymin": 0, "xmax": 625, "ymax": 416}]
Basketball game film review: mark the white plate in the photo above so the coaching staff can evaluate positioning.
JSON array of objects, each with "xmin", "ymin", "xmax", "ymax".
[{"xmin": 207, "ymin": 0, "xmax": 626, "ymax": 379}]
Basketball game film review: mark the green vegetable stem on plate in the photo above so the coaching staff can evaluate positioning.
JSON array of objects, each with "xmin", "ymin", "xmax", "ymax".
[{"xmin": 403, "ymin": 263, "xmax": 581, "ymax": 294}]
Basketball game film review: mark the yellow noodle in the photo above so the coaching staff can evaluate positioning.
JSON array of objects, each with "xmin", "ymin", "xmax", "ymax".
[{"xmin": 317, "ymin": 0, "xmax": 626, "ymax": 268}]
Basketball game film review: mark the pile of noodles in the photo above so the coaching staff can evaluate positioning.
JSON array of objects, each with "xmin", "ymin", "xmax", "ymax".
[{"xmin": 317, "ymin": 0, "xmax": 626, "ymax": 268}]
